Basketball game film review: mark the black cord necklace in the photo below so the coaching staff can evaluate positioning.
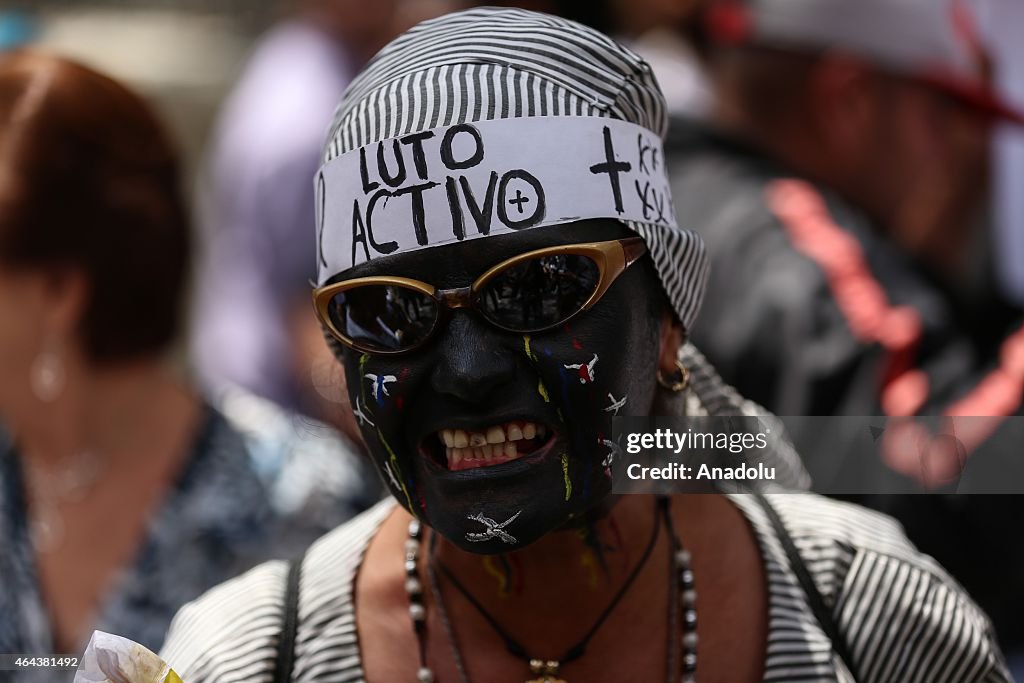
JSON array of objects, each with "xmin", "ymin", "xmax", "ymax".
[{"xmin": 404, "ymin": 497, "xmax": 699, "ymax": 682}]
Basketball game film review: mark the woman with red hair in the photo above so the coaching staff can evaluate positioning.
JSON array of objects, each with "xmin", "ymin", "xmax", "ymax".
[{"xmin": 0, "ymin": 52, "xmax": 372, "ymax": 662}]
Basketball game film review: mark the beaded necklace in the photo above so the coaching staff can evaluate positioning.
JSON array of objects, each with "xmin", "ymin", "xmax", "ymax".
[{"xmin": 403, "ymin": 497, "xmax": 698, "ymax": 682}]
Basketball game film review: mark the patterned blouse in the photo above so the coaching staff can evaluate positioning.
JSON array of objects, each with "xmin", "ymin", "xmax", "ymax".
[{"xmin": 0, "ymin": 388, "xmax": 379, "ymax": 682}]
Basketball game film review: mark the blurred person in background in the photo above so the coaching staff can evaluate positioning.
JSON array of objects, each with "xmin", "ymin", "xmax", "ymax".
[
  {"xmin": 960, "ymin": 2, "xmax": 1024, "ymax": 672},
  {"xmin": 612, "ymin": 0, "xmax": 715, "ymax": 119},
  {"xmin": 0, "ymin": 52, "xmax": 374, "ymax": 665},
  {"xmin": 671, "ymin": 0, "xmax": 1024, "ymax": 416},
  {"xmin": 190, "ymin": 0, "xmax": 459, "ymax": 444},
  {"xmin": 977, "ymin": 0, "xmax": 1024, "ymax": 310},
  {"xmin": 661, "ymin": 0, "xmax": 1024, "ymax": 659},
  {"xmin": 0, "ymin": 9, "xmax": 38, "ymax": 51}
]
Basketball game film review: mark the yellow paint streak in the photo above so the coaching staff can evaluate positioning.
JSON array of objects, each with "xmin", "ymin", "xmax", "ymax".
[
  {"xmin": 561, "ymin": 452, "xmax": 572, "ymax": 500},
  {"xmin": 482, "ymin": 556, "xmax": 510, "ymax": 598},
  {"xmin": 377, "ymin": 429, "xmax": 414, "ymax": 511},
  {"xmin": 537, "ymin": 379, "xmax": 551, "ymax": 403},
  {"xmin": 523, "ymin": 335, "xmax": 538, "ymax": 361},
  {"xmin": 580, "ymin": 549, "xmax": 600, "ymax": 590},
  {"xmin": 524, "ymin": 336, "xmax": 549, "ymax": 401}
]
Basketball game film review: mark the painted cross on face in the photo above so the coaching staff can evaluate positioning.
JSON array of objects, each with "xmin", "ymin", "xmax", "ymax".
[
  {"xmin": 564, "ymin": 353, "xmax": 599, "ymax": 384},
  {"xmin": 604, "ymin": 392, "xmax": 627, "ymax": 415}
]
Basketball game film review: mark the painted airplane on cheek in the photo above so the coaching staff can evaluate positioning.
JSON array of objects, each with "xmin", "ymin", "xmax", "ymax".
[
  {"xmin": 564, "ymin": 353, "xmax": 599, "ymax": 384},
  {"xmin": 465, "ymin": 510, "xmax": 522, "ymax": 544},
  {"xmin": 364, "ymin": 373, "xmax": 397, "ymax": 405},
  {"xmin": 353, "ymin": 397, "xmax": 375, "ymax": 427}
]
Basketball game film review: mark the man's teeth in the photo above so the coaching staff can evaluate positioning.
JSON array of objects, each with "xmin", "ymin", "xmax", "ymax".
[{"xmin": 438, "ymin": 422, "xmax": 547, "ymax": 465}]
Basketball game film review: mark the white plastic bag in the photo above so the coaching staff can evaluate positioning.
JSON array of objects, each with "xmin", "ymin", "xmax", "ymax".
[{"xmin": 74, "ymin": 631, "xmax": 183, "ymax": 683}]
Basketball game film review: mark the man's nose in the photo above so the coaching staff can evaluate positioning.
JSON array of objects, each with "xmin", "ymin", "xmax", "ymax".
[{"xmin": 430, "ymin": 312, "xmax": 517, "ymax": 404}]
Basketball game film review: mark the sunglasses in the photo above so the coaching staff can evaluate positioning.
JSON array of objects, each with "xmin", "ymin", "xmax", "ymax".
[{"xmin": 313, "ymin": 237, "xmax": 648, "ymax": 355}]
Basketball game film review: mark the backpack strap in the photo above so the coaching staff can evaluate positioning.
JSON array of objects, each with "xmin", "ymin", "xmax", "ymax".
[
  {"xmin": 753, "ymin": 493, "xmax": 859, "ymax": 680},
  {"xmin": 273, "ymin": 553, "xmax": 304, "ymax": 683}
]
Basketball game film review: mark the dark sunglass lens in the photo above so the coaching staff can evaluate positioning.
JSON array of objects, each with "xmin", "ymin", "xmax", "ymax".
[
  {"xmin": 480, "ymin": 254, "xmax": 600, "ymax": 331},
  {"xmin": 327, "ymin": 284, "xmax": 437, "ymax": 352}
]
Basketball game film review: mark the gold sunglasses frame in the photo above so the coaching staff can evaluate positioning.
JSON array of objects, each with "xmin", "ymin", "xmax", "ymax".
[{"xmin": 312, "ymin": 236, "xmax": 648, "ymax": 355}]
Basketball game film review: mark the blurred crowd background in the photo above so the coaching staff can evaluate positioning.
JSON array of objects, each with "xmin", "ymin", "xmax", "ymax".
[
  {"xmin": 3, "ymin": 0, "xmax": 1021, "ymax": 367},
  {"xmin": 1, "ymin": 0, "xmax": 1023, "ymax": 678}
]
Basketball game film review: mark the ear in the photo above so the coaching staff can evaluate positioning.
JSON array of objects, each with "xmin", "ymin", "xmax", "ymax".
[
  {"xmin": 39, "ymin": 267, "xmax": 89, "ymax": 341},
  {"xmin": 657, "ymin": 308, "xmax": 685, "ymax": 375}
]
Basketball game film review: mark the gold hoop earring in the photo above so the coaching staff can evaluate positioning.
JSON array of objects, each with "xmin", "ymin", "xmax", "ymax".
[{"xmin": 656, "ymin": 360, "xmax": 690, "ymax": 393}]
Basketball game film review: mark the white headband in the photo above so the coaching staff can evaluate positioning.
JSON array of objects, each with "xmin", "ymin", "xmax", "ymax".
[{"xmin": 315, "ymin": 116, "xmax": 677, "ymax": 283}]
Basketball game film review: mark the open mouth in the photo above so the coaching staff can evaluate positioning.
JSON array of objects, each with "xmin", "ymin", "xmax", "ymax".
[{"xmin": 421, "ymin": 421, "xmax": 554, "ymax": 472}]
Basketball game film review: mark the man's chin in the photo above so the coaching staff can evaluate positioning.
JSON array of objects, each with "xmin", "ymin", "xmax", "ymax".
[
  {"xmin": 428, "ymin": 509, "xmax": 575, "ymax": 554},
  {"xmin": 416, "ymin": 480, "xmax": 614, "ymax": 554}
]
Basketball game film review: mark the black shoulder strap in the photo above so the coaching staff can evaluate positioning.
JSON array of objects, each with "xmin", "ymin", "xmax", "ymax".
[
  {"xmin": 273, "ymin": 554, "xmax": 304, "ymax": 683},
  {"xmin": 753, "ymin": 493, "xmax": 859, "ymax": 681}
]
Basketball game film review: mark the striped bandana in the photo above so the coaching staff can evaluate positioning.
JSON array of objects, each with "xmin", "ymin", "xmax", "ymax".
[{"xmin": 316, "ymin": 7, "xmax": 710, "ymax": 330}]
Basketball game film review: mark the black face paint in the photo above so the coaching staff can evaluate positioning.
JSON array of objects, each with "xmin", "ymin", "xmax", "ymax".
[{"xmin": 336, "ymin": 220, "xmax": 663, "ymax": 552}]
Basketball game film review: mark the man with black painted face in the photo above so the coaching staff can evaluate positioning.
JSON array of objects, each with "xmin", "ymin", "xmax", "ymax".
[
  {"xmin": 161, "ymin": 9, "xmax": 1010, "ymax": 683},
  {"xmin": 331, "ymin": 219, "xmax": 670, "ymax": 552}
]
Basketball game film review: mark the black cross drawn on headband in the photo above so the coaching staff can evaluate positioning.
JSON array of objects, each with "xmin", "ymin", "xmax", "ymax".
[
  {"xmin": 509, "ymin": 188, "xmax": 530, "ymax": 214},
  {"xmin": 590, "ymin": 126, "xmax": 632, "ymax": 214}
]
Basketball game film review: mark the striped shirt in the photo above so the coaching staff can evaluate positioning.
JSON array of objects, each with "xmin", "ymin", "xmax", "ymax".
[
  {"xmin": 160, "ymin": 493, "xmax": 1010, "ymax": 683},
  {"xmin": 159, "ymin": 348, "xmax": 1006, "ymax": 683}
]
